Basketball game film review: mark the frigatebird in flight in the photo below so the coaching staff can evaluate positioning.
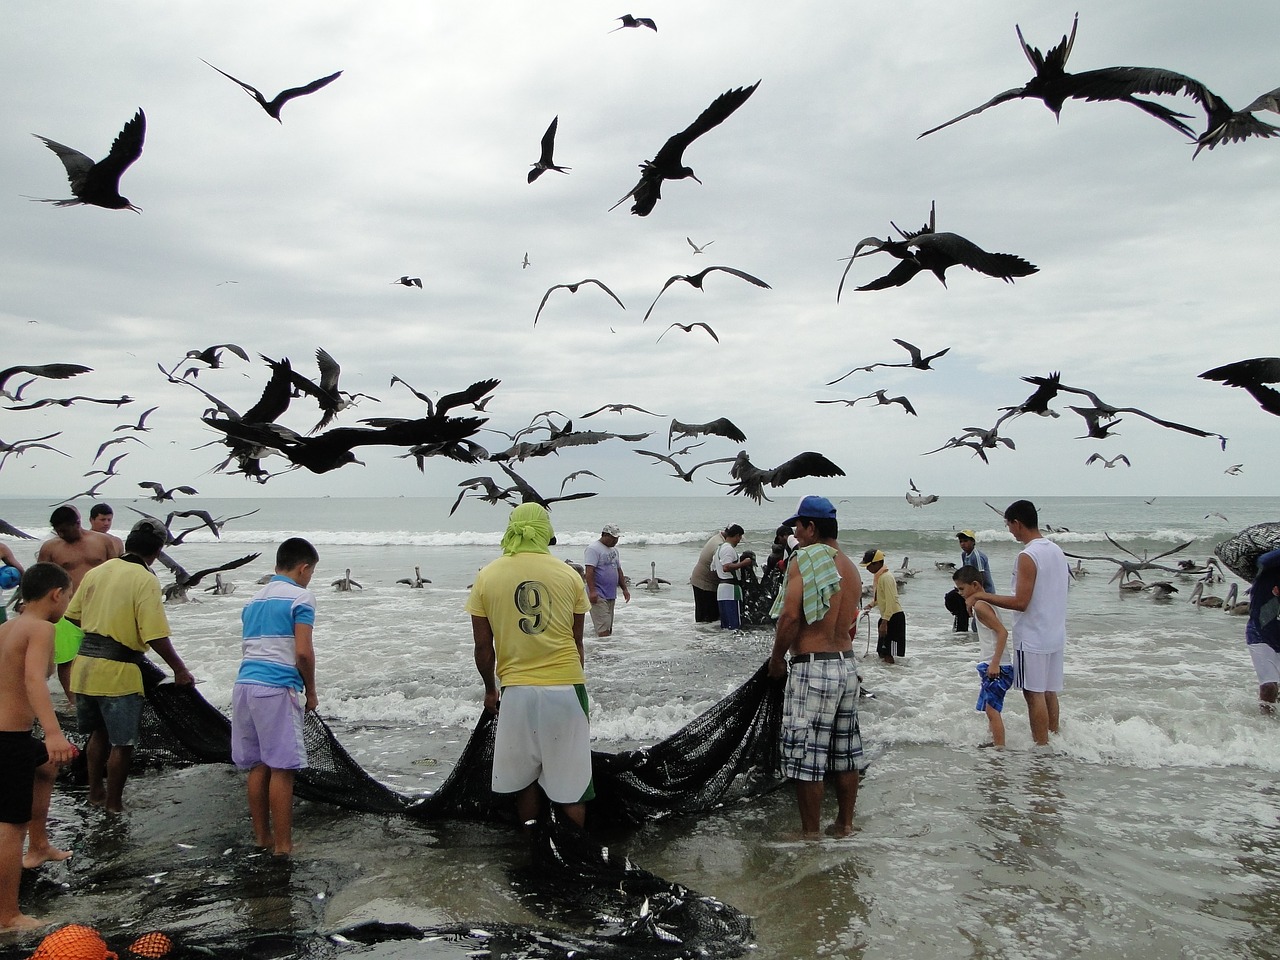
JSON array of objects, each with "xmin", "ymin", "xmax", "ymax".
[
  {"xmin": 643, "ymin": 266, "xmax": 770, "ymax": 321},
  {"xmin": 612, "ymin": 14, "xmax": 657, "ymax": 32},
  {"xmin": 634, "ymin": 449, "xmax": 735, "ymax": 483},
  {"xmin": 668, "ymin": 417, "xmax": 746, "ymax": 448},
  {"xmin": 1020, "ymin": 374, "xmax": 1227, "ymax": 446},
  {"xmin": 1199, "ymin": 358, "xmax": 1280, "ymax": 416},
  {"xmin": 828, "ymin": 338, "xmax": 951, "ymax": 384},
  {"xmin": 917, "ymin": 15, "xmax": 1207, "ymax": 139},
  {"xmin": 818, "ymin": 391, "xmax": 918, "ymax": 416},
  {"xmin": 0, "ymin": 364, "xmax": 91, "ymax": 401},
  {"xmin": 32, "ymin": 110, "xmax": 145, "ymax": 212},
  {"xmin": 201, "ymin": 60, "xmax": 342, "ymax": 121},
  {"xmin": 534, "ymin": 279, "xmax": 625, "ymax": 326},
  {"xmin": 657, "ymin": 321, "xmax": 719, "ymax": 344},
  {"xmin": 717, "ymin": 450, "xmax": 845, "ymax": 504},
  {"xmin": 612, "ymin": 82, "xmax": 760, "ymax": 216},
  {"xmin": 528, "ymin": 116, "xmax": 570, "ymax": 183}
]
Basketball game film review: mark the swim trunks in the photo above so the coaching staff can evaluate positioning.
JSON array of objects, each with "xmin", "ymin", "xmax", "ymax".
[
  {"xmin": 76, "ymin": 693, "xmax": 145, "ymax": 747},
  {"xmin": 232, "ymin": 683, "xmax": 307, "ymax": 770},
  {"xmin": 781, "ymin": 656, "xmax": 863, "ymax": 781},
  {"xmin": 589, "ymin": 598, "xmax": 615, "ymax": 636},
  {"xmin": 975, "ymin": 663, "xmax": 1016, "ymax": 713},
  {"xmin": 0, "ymin": 730, "xmax": 48, "ymax": 824},
  {"xmin": 1013, "ymin": 648, "xmax": 1064, "ymax": 693},
  {"xmin": 54, "ymin": 617, "xmax": 85, "ymax": 665}
]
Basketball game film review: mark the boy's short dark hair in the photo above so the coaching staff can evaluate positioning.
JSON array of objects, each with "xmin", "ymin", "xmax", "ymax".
[
  {"xmin": 952, "ymin": 566, "xmax": 985, "ymax": 587},
  {"xmin": 49, "ymin": 505, "xmax": 79, "ymax": 528},
  {"xmin": 724, "ymin": 524, "xmax": 745, "ymax": 538},
  {"xmin": 21, "ymin": 562, "xmax": 72, "ymax": 602},
  {"xmin": 277, "ymin": 538, "xmax": 319, "ymax": 570},
  {"xmin": 89, "ymin": 503, "xmax": 114, "ymax": 519},
  {"xmin": 1003, "ymin": 499, "xmax": 1039, "ymax": 528}
]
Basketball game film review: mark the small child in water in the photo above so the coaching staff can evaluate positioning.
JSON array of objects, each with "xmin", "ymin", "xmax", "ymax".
[
  {"xmin": 232, "ymin": 538, "xmax": 320, "ymax": 856},
  {"xmin": 954, "ymin": 567, "xmax": 1014, "ymax": 749},
  {"xmin": 0, "ymin": 563, "xmax": 78, "ymax": 931}
]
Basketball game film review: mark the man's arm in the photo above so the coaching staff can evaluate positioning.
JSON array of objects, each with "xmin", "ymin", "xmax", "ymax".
[
  {"xmin": 471, "ymin": 615, "xmax": 500, "ymax": 715},
  {"xmin": 0, "ymin": 543, "xmax": 23, "ymax": 574},
  {"xmin": 573, "ymin": 612, "xmax": 586, "ymax": 666},
  {"xmin": 768, "ymin": 558, "xmax": 804, "ymax": 677},
  {"xmin": 975, "ymin": 553, "xmax": 1037, "ymax": 612},
  {"xmin": 148, "ymin": 637, "xmax": 195, "ymax": 685},
  {"xmin": 618, "ymin": 561, "xmax": 630, "ymax": 602},
  {"xmin": 294, "ymin": 623, "xmax": 318, "ymax": 712},
  {"xmin": 26, "ymin": 626, "xmax": 74, "ymax": 763}
]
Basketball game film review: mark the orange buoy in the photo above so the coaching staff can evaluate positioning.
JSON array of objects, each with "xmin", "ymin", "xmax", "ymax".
[
  {"xmin": 30, "ymin": 924, "xmax": 117, "ymax": 960},
  {"xmin": 124, "ymin": 932, "xmax": 172, "ymax": 959}
]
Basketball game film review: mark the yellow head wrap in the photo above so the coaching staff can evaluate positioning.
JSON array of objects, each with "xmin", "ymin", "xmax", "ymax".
[{"xmin": 501, "ymin": 502, "xmax": 555, "ymax": 556}]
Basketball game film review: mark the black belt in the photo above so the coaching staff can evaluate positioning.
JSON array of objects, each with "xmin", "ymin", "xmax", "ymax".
[
  {"xmin": 78, "ymin": 632, "xmax": 146, "ymax": 665},
  {"xmin": 789, "ymin": 651, "xmax": 853, "ymax": 663}
]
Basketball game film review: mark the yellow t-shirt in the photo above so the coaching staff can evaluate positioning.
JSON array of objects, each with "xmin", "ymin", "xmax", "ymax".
[
  {"xmin": 67, "ymin": 557, "xmax": 171, "ymax": 697},
  {"xmin": 872, "ymin": 568, "xmax": 903, "ymax": 619},
  {"xmin": 465, "ymin": 552, "xmax": 590, "ymax": 687}
]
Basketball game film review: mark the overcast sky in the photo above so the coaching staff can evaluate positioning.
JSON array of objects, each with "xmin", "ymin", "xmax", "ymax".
[{"xmin": 2, "ymin": 1, "xmax": 1277, "ymax": 507}]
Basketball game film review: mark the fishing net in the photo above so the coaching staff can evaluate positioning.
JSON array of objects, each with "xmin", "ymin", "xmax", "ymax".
[
  {"xmin": 1214, "ymin": 521, "xmax": 1280, "ymax": 581},
  {"xmin": 58, "ymin": 659, "xmax": 784, "ymax": 958},
  {"xmin": 739, "ymin": 560, "xmax": 781, "ymax": 627}
]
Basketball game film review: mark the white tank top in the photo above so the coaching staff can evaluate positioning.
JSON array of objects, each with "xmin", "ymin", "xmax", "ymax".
[
  {"xmin": 1010, "ymin": 536, "xmax": 1069, "ymax": 653},
  {"xmin": 974, "ymin": 602, "xmax": 1011, "ymax": 665}
]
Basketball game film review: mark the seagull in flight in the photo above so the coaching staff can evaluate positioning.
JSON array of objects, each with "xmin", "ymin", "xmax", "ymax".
[
  {"xmin": 201, "ymin": 60, "xmax": 343, "ymax": 121},
  {"xmin": 534, "ymin": 279, "xmax": 625, "ymax": 326},
  {"xmin": 522, "ymin": 252, "xmax": 530, "ymax": 270},
  {"xmin": 643, "ymin": 266, "xmax": 770, "ymax": 321},
  {"xmin": 32, "ymin": 110, "xmax": 145, "ymax": 212},
  {"xmin": 828, "ymin": 338, "xmax": 951, "ymax": 384},
  {"xmin": 1085, "ymin": 453, "xmax": 1131, "ymax": 468},
  {"xmin": 612, "ymin": 82, "xmax": 760, "ymax": 216},
  {"xmin": 1224, "ymin": 463, "xmax": 1244, "ymax": 475},
  {"xmin": 687, "ymin": 237, "xmax": 715, "ymax": 254},
  {"xmin": 528, "ymin": 116, "xmax": 570, "ymax": 183},
  {"xmin": 916, "ymin": 15, "xmax": 1208, "ymax": 140}
]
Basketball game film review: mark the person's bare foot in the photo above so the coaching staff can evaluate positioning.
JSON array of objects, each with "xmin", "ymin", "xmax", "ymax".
[
  {"xmin": 23, "ymin": 845, "xmax": 72, "ymax": 869},
  {"xmin": 824, "ymin": 823, "xmax": 857, "ymax": 838},
  {"xmin": 781, "ymin": 830, "xmax": 821, "ymax": 842},
  {"xmin": 0, "ymin": 911, "xmax": 45, "ymax": 932}
]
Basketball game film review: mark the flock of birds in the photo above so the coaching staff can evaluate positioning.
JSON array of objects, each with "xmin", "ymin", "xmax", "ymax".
[{"xmin": 8, "ymin": 12, "xmax": 1280, "ymax": 593}]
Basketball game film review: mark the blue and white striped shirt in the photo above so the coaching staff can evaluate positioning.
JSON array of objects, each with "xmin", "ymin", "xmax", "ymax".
[{"xmin": 237, "ymin": 575, "xmax": 316, "ymax": 690}]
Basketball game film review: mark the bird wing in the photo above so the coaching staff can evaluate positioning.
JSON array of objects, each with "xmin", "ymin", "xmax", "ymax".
[
  {"xmin": 917, "ymin": 86, "xmax": 1030, "ymax": 138},
  {"xmin": 271, "ymin": 70, "xmax": 344, "ymax": 110},
  {"xmin": 0, "ymin": 363, "xmax": 92, "ymax": 394},
  {"xmin": 893, "ymin": 339, "xmax": 924, "ymax": 365},
  {"xmin": 533, "ymin": 284, "xmax": 569, "ymax": 325},
  {"xmin": 644, "ymin": 275, "xmax": 687, "ymax": 321},
  {"xmin": 201, "ymin": 59, "xmax": 266, "ymax": 102},
  {"xmin": 1243, "ymin": 86, "xmax": 1280, "ymax": 114},
  {"xmin": 1086, "ymin": 453, "xmax": 1102, "ymax": 465},
  {"xmin": 1200, "ymin": 357, "xmax": 1280, "ymax": 387},
  {"xmin": 34, "ymin": 136, "xmax": 96, "ymax": 189},
  {"xmin": 658, "ymin": 322, "xmax": 719, "ymax": 343},
  {"xmin": 135, "ymin": 405, "xmax": 159, "ymax": 428},
  {"xmin": 856, "ymin": 257, "xmax": 925, "ymax": 291},
  {"xmin": 765, "ymin": 451, "xmax": 846, "ymax": 487},
  {"xmin": 539, "ymin": 116, "xmax": 558, "ymax": 165},
  {"xmin": 243, "ymin": 356, "xmax": 297, "ymax": 424},
  {"xmin": 138, "ymin": 481, "xmax": 165, "ymax": 496},
  {"xmin": 314, "ymin": 348, "xmax": 341, "ymax": 396},
  {"xmin": 182, "ymin": 552, "xmax": 262, "ymax": 588},
  {"xmin": 0, "ymin": 518, "xmax": 35, "ymax": 539},
  {"xmin": 649, "ymin": 81, "xmax": 761, "ymax": 176},
  {"xmin": 894, "ymin": 396, "xmax": 918, "ymax": 416},
  {"xmin": 836, "ymin": 237, "xmax": 891, "ymax": 302},
  {"xmin": 88, "ymin": 109, "xmax": 146, "ymax": 192},
  {"xmin": 699, "ymin": 265, "xmax": 771, "ymax": 289},
  {"xmin": 167, "ymin": 509, "xmax": 220, "ymax": 537},
  {"xmin": 1116, "ymin": 455, "xmax": 1131, "ymax": 467},
  {"xmin": 582, "ymin": 279, "xmax": 626, "ymax": 311},
  {"xmin": 912, "ymin": 233, "xmax": 1038, "ymax": 280},
  {"xmin": 435, "ymin": 378, "xmax": 500, "ymax": 417}
]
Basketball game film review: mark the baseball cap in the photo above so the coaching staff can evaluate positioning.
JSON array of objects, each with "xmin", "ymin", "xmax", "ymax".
[
  {"xmin": 860, "ymin": 548, "xmax": 885, "ymax": 567},
  {"xmin": 131, "ymin": 517, "xmax": 168, "ymax": 539},
  {"xmin": 602, "ymin": 523, "xmax": 621, "ymax": 537},
  {"xmin": 783, "ymin": 495, "xmax": 837, "ymax": 525},
  {"xmin": 957, "ymin": 530, "xmax": 976, "ymax": 540}
]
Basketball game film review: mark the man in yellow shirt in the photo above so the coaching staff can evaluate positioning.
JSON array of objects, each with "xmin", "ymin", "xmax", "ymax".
[
  {"xmin": 66, "ymin": 518, "xmax": 194, "ymax": 812},
  {"xmin": 467, "ymin": 503, "xmax": 593, "ymax": 828},
  {"xmin": 861, "ymin": 549, "xmax": 905, "ymax": 664}
]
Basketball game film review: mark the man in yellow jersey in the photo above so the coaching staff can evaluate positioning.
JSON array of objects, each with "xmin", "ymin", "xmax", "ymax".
[{"xmin": 467, "ymin": 503, "xmax": 593, "ymax": 827}]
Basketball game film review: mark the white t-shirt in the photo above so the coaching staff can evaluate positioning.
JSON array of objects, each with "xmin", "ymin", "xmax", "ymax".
[
  {"xmin": 1010, "ymin": 536, "xmax": 1069, "ymax": 654},
  {"xmin": 711, "ymin": 542, "xmax": 740, "ymax": 601}
]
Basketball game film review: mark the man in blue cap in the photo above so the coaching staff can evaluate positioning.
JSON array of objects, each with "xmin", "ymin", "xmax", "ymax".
[{"xmin": 766, "ymin": 495, "xmax": 865, "ymax": 837}]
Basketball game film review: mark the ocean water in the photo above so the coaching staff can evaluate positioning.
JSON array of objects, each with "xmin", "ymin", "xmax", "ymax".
[{"xmin": 3, "ymin": 495, "xmax": 1279, "ymax": 959}]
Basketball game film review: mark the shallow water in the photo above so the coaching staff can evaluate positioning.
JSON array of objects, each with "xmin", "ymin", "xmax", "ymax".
[{"xmin": 4, "ymin": 496, "xmax": 1280, "ymax": 958}]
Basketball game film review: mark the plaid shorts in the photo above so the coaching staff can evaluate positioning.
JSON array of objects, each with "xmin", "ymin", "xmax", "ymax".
[{"xmin": 781, "ymin": 656, "xmax": 863, "ymax": 781}]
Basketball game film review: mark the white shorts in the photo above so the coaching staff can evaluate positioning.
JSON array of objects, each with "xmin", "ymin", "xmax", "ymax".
[
  {"xmin": 1014, "ymin": 648, "xmax": 1064, "ymax": 693},
  {"xmin": 1249, "ymin": 643, "xmax": 1280, "ymax": 687},
  {"xmin": 492, "ymin": 684, "xmax": 594, "ymax": 805}
]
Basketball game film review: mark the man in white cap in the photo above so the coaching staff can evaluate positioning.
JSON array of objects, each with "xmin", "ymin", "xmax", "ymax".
[
  {"xmin": 766, "ymin": 495, "xmax": 864, "ymax": 837},
  {"xmin": 584, "ymin": 523, "xmax": 629, "ymax": 638}
]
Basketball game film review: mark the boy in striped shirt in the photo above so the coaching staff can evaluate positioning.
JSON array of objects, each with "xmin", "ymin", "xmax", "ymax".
[{"xmin": 232, "ymin": 538, "xmax": 319, "ymax": 856}]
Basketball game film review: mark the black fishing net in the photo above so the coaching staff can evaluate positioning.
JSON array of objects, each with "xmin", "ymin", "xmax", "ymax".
[
  {"xmin": 76, "ymin": 658, "xmax": 785, "ymax": 958},
  {"xmin": 1215, "ymin": 520, "xmax": 1280, "ymax": 581},
  {"xmin": 740, "ymin": 561, "xmax": 781, "ymax": 627}
]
